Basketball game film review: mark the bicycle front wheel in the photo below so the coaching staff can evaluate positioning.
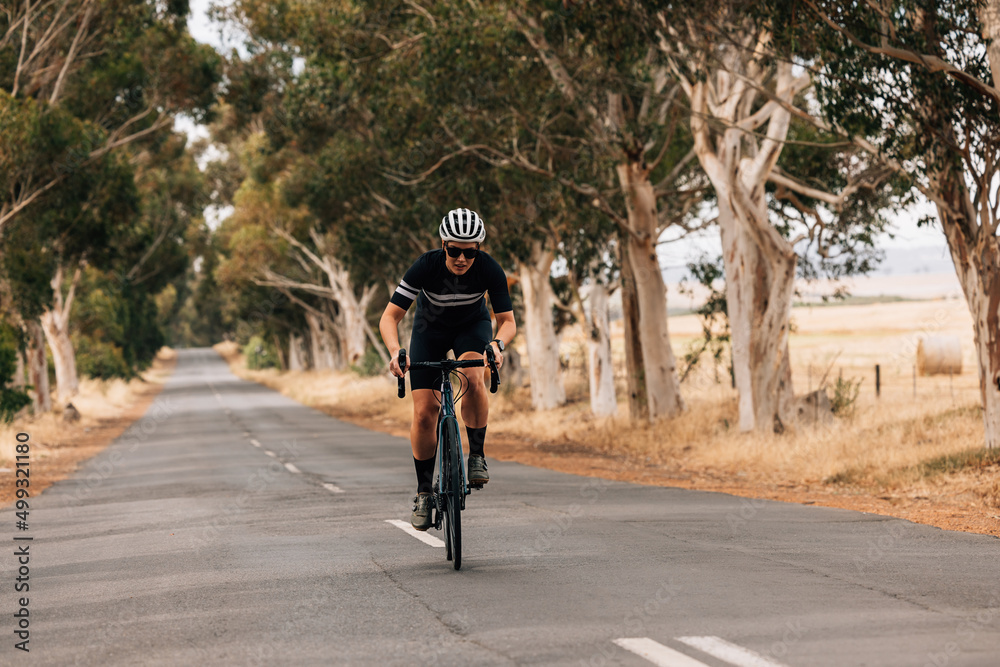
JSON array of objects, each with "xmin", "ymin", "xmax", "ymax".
[{"xmin": 442, "ymin": 418, "xmax": 463, "ymax": 570}]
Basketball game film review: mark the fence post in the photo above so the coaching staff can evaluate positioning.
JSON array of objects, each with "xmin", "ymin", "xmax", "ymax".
[{"xmin": 875, "ymin": 364, "xmax": 881, "ymax": 398}]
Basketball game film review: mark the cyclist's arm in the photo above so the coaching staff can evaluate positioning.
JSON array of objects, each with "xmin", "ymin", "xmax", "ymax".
[
  {"xmin": 379, "ymin": 303, "xmax": 408, "ymax": 376},
  {"xmin": 493, "ymin": 310, "xmax": 516, "ymax": 350}
]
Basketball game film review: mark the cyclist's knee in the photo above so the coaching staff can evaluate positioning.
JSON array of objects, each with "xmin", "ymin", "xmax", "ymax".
[{"xmin": 464, "ymin": 371, "xmax": 488, "ymax": 397}]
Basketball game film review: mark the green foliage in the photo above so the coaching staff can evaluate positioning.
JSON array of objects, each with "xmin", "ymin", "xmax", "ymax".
[
  {"xmin": 0, "ymin": 323, "xmax": 30, "ymax": 423},
  {"xmin": 74, "ymin": 335, "xmax": 132, "ymax": 380},
  {"xmin": 72, "ymin": 269, "xmax": 166, "ymax": 379},
  {"xmin": 351, "ymin": 344, "xmax": 386, "ymax": 377},
  {"xmin": 678, "ymin": 256, "xmax": 730, "ymax": 384},
  {"xmin": 830, "ymin": 375, "xmax": 863, "ymax": 417},
  {"xmin": 243, "ymin": 335, "xmax": 279, "ymax": 370}
]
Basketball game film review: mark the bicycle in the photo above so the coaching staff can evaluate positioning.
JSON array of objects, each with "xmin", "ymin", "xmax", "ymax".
[{"xmin": 396, "ymin": 347, "xmax": 500, "ymax": 570}]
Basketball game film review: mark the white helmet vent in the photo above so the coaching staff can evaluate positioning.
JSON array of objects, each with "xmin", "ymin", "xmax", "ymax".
[{"xmin": 439, "ymin": 208, "xmax": 486, "ymax": 243}]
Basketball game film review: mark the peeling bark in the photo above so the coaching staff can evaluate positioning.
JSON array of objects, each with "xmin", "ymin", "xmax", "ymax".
[
  {"xmin": 684, "ymin": 54, "xmax": 804, "ymax": 432},
  {"xmin": 305, "ymin": 312, "xmax": 338, "ymax": 371},
  {"xmin": 40, "ymin": 264, "xmax": 82, "ymax": 403},
  {"xmin": 616, "ymin": 161, "xmax": 685, "ymax": 420},
  {"xmin": 586, "ymin": 281, "xmax": 617, "ymax": 417},
  {"xmin": 25, "ymin": 320, "xmax": 50, "ymax": 414},
  {"xmin": 619, "ymin": 237, "xmax": 648, "ymax": 422},
  {"xmin": 938, "ymin": 183, "xmax": 1000, "ymax": 449},
  {"xmin": 516, "ymin": 240, "xmax": 566, "ymax": 410}
]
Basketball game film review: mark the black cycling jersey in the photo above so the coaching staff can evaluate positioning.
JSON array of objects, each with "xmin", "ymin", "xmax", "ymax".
[{"xmin": 390, "ymin": 249, "xmax": 513, "ymax": 326}]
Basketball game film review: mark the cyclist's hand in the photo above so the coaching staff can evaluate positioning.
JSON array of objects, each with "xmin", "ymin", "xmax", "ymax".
[
  {"xmin": 488, "ymin": 342, "xmax": 504, "ymax": 370},
  {"xmin": 389, "ymin": 352, "xmax": 408, "ymax": 377}
]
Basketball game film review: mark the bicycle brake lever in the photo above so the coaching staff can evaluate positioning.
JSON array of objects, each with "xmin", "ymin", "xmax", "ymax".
[
  {"xmin": 485, "ymin": 346, "xmax": 500, "ymax": 394},
  {"xmin": 397, "ymin": 349, "xmax": 407, "ymax": 399}
]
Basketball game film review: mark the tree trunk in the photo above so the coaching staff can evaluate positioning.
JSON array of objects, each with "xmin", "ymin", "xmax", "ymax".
[
  {"xmin": 288, "ymin": 333, "xmax": 307, "ymax": 371},
  {"xmin": 516, "ymin": 240, "xmax": 566, "ymax": 410},
  {"xmin": 687, "ymin": 60, "xmax": 802, "ymax": 432},
  {"xmin": 939, "ymin": 201, "xmax": 1000, "ymax": 449},
  {"xmin": 982, "ymin": 0, "xmax": 1000, "ymax": 89},
  {"xmin": 718, "ymin": 206, "xmax": 757, "ymax": 431},
  {"xmin": 619, "ymin": 235, "xmax": 648, "ymax": 421},
  {"xmin": 748, "ymin": 244, "xmax": 797, "ymax": 433},
  {"xmin": 332, "ymin": 303, "xmax": 368, "ymax": 368},
  {"xmin": 586, "ymin": 281, "xmax": 617, "ymax": 417},
  {"xmin": 305, "ymin": 312, "xmax": 337, "ymax": 371},
  {"xmin": 272, "ymin": 334, "xmax": 287, "ymax": 371},
  {"xmin": 616, "ymin": 160, "xmax": 685, "ymax": 420},
  {"xmin": 14, "ymin": 349, "xmax": 25, "ymax": 389},
  {"xmin": 319, "ymin": 262, "xmax": 379, "ymax": 369},
  {"xmin": 26, "ymin": 320, "xmax": 50, "ymax": 414},
  {"xmin": 40, "ymin": 264, "xmax": 82, "ymax": 403}
]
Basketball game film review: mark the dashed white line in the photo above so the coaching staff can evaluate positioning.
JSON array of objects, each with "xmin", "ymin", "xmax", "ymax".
[
  {"xmin": 284, "ymin": 462, "xmax": 301, "ymax": 474},
  {"xmin": 613, "ymin": 638, "xmax": 710, "ymax": 667},
  {"xmin": 385, "ymin": 520, "xmax": 445, "ymax": 548},
  {"xmin": 322, "ymin": 483, "xmax": 344, "ymax": 494},
  {"xmin": 676, "ymin": 637, "xmax": 788, "ymax": 667},
  {"xmin": 265, "ymin": 451, "xmax": 276, "ymax": 458},
  {"xmin": 250, "ymin": 439, "xmax": 262, "ymax": 448}
]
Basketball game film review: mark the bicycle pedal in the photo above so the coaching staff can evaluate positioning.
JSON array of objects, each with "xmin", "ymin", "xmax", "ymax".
[{"xmin": 469, "ymin": 482, "xmax": 485, "ymax": 491}]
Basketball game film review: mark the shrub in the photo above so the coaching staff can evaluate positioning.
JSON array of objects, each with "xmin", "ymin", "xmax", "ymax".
[
  {"xmin": 243, "ymin": 335, "xmax": 279, "ymax": 370},
  {"xmin": 351, "ymin": 344, "xmax": 386, "ymax": 377},
  {"xmin": 75, "ymin": 335, "xmax": 133, "ymax": 380},
  {"xmin": 830, "ymin": 375, "xmax": 863, "ymax": 417}
]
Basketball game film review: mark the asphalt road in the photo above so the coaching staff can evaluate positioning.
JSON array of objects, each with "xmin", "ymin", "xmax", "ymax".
[{"xmin": 8, "ymin": 348, "xmax": 1000, "ymax": 666}]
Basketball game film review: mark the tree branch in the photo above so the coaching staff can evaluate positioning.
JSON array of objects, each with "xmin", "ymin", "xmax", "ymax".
[{"xmin": 802, "ymin": 0, "xmax": 1000, "ymax": 106}]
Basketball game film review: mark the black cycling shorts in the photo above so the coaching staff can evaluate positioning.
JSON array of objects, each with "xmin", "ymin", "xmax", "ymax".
[{"xmin": 408, "ymin": 317, "xmax": 493, "ymax": 391}]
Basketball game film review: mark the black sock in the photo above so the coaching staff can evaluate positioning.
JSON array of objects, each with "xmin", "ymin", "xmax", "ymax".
[
  {"xmin": 466, "ymin": 426, "xmax": 487, "ymax": 458},
  {"xmin": 414, "ymin": 456, "xmax": 435, "ymax": 494}
]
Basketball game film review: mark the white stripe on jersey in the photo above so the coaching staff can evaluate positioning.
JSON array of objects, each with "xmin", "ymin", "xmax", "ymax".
[
  {"xmin": 395, "ymin": 280, "xmax": 419, "ymax": 300},
  {"xmin": 395, "ymin": 285, "xmax": 418, "ymax": 299},
  {"xmin": 422, "ymin": 291, "xmax": 486, "ymax": 307}
]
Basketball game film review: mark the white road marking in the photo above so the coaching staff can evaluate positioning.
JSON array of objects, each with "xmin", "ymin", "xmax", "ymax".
[
  {"xmin": 613, "ymin": 638, "xmax": 710, "ymax": 667},
  {"xmin": 284, "ymin": 462, "xmax": 301, "ymax": 474},
  {"xmin": 385, "ymin": 519, "xmax": 445, "ymax": 548},
  {"xmin": 207, "ymin": 381, "xmax": 222, "ymax": 402},
  {"xmin": 250, "ymin": 439, "xmax": 262, "ymax": 448},
  {"xmin": 676, "ymin": 637, "xmax": 788, "ymax": 667},
  {"xmin": 265, "ymin": 451, "xmax": 276, "ymax": 458},
  {"xmin": 322, "ymin": 483, "xmax": 344, "ymax": 494}
]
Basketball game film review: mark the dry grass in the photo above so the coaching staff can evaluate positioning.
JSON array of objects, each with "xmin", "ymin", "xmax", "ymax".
[
  {"xmin": 0, "ymin": 349, "xmax": 177, "ymax": 465},
  {"xmin": 217, "ymin": 298, "xmax": 999, "ymax": 534}
]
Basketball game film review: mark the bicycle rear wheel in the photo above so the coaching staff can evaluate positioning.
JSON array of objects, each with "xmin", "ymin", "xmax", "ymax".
[{"xmin": 442, "ymin": 418, "xmax": 462, "ymax": 570}]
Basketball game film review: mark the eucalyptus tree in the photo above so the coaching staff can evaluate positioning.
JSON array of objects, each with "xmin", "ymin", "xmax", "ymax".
[
  {"xmin": 655, "ymin": 0, "xmax": 903, "ymax": 432},
  {"xmin": 406, "ymin": 1, "xmax": 705, "ymax": 421},
  {"xmin": 0, "ymin": 0, "xmax": 218, "ymax": 232},
  {"xmin": 784, "ymin": 0, "xmax": 1000, "ymax": 447},
  {"xmin": 1, "ymin": 0, "xmax": 218, "ymax": 402},
  {"xmin": 213, "ymin": 0, "xmax": 453, "ymax": 369}
]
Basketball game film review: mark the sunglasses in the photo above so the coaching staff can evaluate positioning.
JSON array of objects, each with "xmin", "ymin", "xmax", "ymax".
[{"xmin": 445, "ymin": 245, "xmax": 479, "ymax": 260}]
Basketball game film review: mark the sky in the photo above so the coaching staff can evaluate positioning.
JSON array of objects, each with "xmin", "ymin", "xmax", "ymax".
[{"xmin": 185, "ymin": 2, "xmax": 955, "ymax": 280}]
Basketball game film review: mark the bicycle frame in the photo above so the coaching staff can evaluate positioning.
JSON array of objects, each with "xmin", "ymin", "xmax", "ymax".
[
  {"xmin": 435, "ymin": 373, "xmax": 466, "ymax": 511},
  {"xmin": 396, "ymin": 348, "xmax": 499, "ymax": 570}
]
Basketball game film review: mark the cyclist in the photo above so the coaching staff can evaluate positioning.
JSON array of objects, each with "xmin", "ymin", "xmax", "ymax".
[{"xmin": 379, "ymin": 208, "xmax": 516, "ymax": 531}]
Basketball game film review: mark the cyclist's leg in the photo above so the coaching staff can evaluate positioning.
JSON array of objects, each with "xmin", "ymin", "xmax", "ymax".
[
  {"xmin": 408, "ymin": 321, "xmax": 448, "ymax": 492},
  {"xmin": 453, "ymin": 318, "xmax": 493, "ymax": 429},
  {"xmin": 454, "ymin": 319, "xmax": 493, "ymax": 484}
]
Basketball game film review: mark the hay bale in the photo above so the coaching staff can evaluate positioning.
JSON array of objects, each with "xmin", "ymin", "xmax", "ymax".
[{"xmin": 917, "ymin": 336, "xmax": 962, "ymax": 375}]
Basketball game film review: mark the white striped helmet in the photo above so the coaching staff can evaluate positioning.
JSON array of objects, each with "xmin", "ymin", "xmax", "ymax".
[{"xmin": 439, "ymin": 208, "xmax": 486, "ymax": 243}]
